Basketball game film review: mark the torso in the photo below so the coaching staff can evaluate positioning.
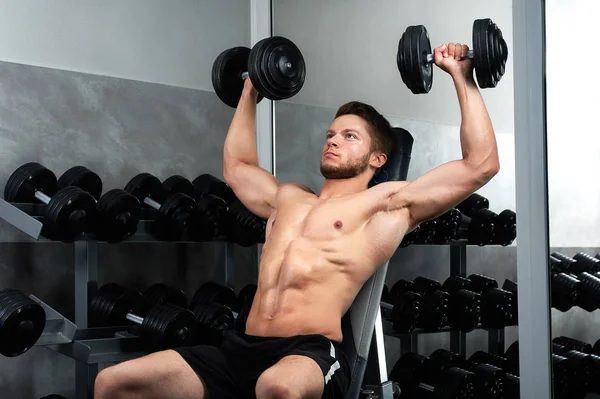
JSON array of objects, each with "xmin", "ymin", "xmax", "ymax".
[{"xmin": 245, "ymin": 183, "xmax": 411, "ymax": 342}]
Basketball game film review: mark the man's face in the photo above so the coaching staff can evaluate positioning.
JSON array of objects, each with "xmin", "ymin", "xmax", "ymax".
[{"xmin": 320, "ymin": 115, "xmax": 379, "ymax": 179}]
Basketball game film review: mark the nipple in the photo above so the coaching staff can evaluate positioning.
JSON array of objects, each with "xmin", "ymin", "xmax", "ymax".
[{"xmin": 334, "ymin": 220, "xmax": 343, "ymax": 229}]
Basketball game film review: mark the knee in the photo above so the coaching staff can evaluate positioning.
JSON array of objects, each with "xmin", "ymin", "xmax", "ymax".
[
  {"xmin": 255, "ymin": 375, "xmax": 297, "ymax": 399},
  {"xmin": 94, "ymin": 365, "xmax": 130, "ymax": 399}
]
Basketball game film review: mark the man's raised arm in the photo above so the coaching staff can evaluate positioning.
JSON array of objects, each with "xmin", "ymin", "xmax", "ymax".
[
  {"xmin": 388, "ymin": 43, "xmax": 500, "ymax": 226},
  {"xmin": 223, "ymin": 80, "xmax": 279, "ymax": 220}
]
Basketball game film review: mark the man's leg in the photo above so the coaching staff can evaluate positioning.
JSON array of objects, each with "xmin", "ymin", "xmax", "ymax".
[
  {"xmin": 255, "ymin": 355, "xmax": 324, "ymax": 399},
  {"xmin": 94, "ymin": 350, "xmax": 208, "ymax": 399}
]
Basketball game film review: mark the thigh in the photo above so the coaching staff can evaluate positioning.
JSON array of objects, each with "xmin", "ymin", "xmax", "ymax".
[
  {"xmin": 97, "ymin": 350, "xmax": 207, "ymax": 399},
  {"xmin": 255, "ymin": 355, "xmax": 324, "ymax": 399}
]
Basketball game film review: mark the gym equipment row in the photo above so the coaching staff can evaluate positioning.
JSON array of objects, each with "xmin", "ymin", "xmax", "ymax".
[
  {"xmin": 389, "ymin": 348, "xmax": 520, "ymax": 398},
  {"xmin": 0, "ymin": 281, "xmax": 256, "ymax": 358},
  {"xmin": 1, "ymin": 162, "xmax": 266, "ymax": 245},
  {"xmin": 381, "ymin": 274, "xmax": 517, "ymax": 335},
  {"xmin": 400, "ymin": 193, "xmax": 516, "ymax": 247}
]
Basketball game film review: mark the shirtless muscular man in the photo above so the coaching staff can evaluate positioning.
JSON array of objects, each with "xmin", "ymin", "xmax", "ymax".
[{"xmin": 94, "ymin": 42, "xmax": 499, "ymax": 399}]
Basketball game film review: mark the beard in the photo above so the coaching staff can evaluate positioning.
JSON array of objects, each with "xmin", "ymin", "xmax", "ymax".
[{"xmin": 320, "ymin": 153, "xmax": 371, "ymax": 179}]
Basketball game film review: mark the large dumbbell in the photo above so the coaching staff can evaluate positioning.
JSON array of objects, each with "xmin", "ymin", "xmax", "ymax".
[
  {"xmin": 4, "ymin": 162, "xmax": 97, "ymax": 241},
  {"xmin": 57, "ymin": 166, "xmax": 141, "ymax": 243},
  {"xmin": 381, "ymin": 277, "xmax": 449, "ymax": 332},
  {"xmin": 467, "ymin": 274, "xmax": 516, "ymax": 328},
  {"xmin": 427, "ymin": 349, "xmax": 510, "ymax": 399},
  {"xmin": 456, "ymin": 194, "xmax": 517, "ymax": 246},
  {"xmin": 441, "ymin": 276, "xmax": 482, "ymax": 332},
  {"xmin": 124, "ymin": 173, "xmax": 197, "ymax": 241},
  {"xmin": 212, "ymin": 36, "xmax": 306, "ymax": 108},
  {"xmin": 397, "ymin": 18, "xmax": 508, "ymax": 94},
  {"xmin": 552, "ymin": 252, "xmax": 600, "ymax": 311},
  {"xmin": 89, "ymin": 283, "xmax": 198, "ymax": 350},
  {"xmin": 188, "ymin": 282, "xmax": 257, "ymax": 343},
  {"xmin": 0, "ymin": 288, "xmax": 45, "ymax": 357},
  {"xmin": 389, "ymin": 352, "xmax": 477, "ymax": 399},
  {"xmin": 190, "ymin": 174, "xmax": 234, "ymax": 241}
]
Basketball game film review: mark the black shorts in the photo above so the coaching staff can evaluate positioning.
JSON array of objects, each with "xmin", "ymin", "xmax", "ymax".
[{"xmin": 174, "ymin": 330, "xmax": 350, "ymax": 399}]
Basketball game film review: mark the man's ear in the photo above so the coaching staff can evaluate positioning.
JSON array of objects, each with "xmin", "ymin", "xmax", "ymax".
[{"xmin": 370, "ymin": 152, "xmax": 387, "ymax": 169}]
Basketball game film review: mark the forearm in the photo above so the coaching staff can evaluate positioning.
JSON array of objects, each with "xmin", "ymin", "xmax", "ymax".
[
  {"xmin": 454, "ymin": 75, "xmax": 499, "ymax": 172},
  {"xmin": 223, "ymin": 91, "xmax": 259, "ymax": 173}
]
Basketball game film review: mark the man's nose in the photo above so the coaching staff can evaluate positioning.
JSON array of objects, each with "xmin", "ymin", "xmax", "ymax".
[{"xmin": 327, "ymin": 138, "xmax": 339, "ymax": 148}]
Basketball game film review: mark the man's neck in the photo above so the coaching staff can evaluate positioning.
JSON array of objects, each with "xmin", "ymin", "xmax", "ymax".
[{"xmin": 319, "ymin": 176, "xmax": 370, "ymax": 199}]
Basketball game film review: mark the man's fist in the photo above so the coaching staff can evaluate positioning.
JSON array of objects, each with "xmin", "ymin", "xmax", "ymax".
[{"xmin": 433, "ymin": 43, "xmax": 474, "ymax": 81}]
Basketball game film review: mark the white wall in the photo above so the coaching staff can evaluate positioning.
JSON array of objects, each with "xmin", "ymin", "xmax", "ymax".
[
  {"xmin": 273, "ymin": 0, "xmax": 514, "ymax": 133},
  {"xmin": 0, "ymin": 0, "xmax": 249, "ymax": 90},
  {"xmin": 546, "ymin": 0, "xmax": 600, "ymax": 247}
]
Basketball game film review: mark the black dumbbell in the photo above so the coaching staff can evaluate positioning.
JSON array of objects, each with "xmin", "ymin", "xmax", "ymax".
[
  {"xmin": 552, "ymin": 252, "xmax": 600, "ymax": 311},
  {"xmin": 4, "ymin": 162, "xmax": 97, "ymax": 241},
  {"xmin": 468, "ymin": 351, "xmax": 520, "ymax": 398},
  {"xmin": 228, "ymin": 198, "xmax": 267, "ymax": 246},
  {"xmin": 189, "ymin": 283, "xmax": 257, "ymax": 343},
  {"xmin": 142, "ymin": 283, "xmax": 187, "ymax": 309},
  {"xmin": 57, "ymin": 166, "xmax": 141, "ymax": 243},
  {"xmin": 124, "ymin": 173, "xmax": 197, "ymax": 241},
  {"xmin": 192, "ymin": 174, "xmax": 236, "ymax": 206},
  {"xmin": 389, "ymin": 352, "xmax": 477, "ymax": 399},
  {"xmin": 431, "ymin": 208, "xmax": 461, "ymax": 244},
  {"xmin": 399, "ymin": 225, "xmax": 420, "ymax": 247},
  {"xmin": 442, "ymin": 276, "xmax": 482, "ymax": 332},
  {"xmin": 212, "ymin": 37, "xmax": 306, "ymax": 108},
  {"xmin": 381, "ymin": 277, "xmax": 449, "ymax": 332},
  {"xmin": 501, "ymin": 280, "xmax": 519, "ymax": 325},
  {"xmin": 89, "ymin": 283, "xmax": 198, "ymax": 350},
  {"xmin": 414, "ymin": 219, "xmax": 437, "ymax": 244},
  {"xmin": 456, "ymin": 194, "xmax": 517, "ymax": 246},
  {"xmin": 162, "ymin": 175, "xmax": 229, "ymax": 242},
  {"xmin": 467, "ymin": 274, "xmax": 515, "ymax": 328},
  {"xmin": 553, "ymin": 342, "xmax": 600, "ymax": 395},
  {"xmin": 456, "ymin": 209, "xmax": 496, "ymax": 246},
  {"xmin": 0, "ymin": 289, "xmax": 46, "ymax": 357},
  {"xmin": 428, "ymin": 349, "xmax": 507, "ymax": 399},
  {"xmin": 492, "ymin": 210, "xmax": 517, "ymax": 246}
]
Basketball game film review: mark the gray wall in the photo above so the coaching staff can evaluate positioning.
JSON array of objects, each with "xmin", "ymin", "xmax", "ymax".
[
  {"xmin": 0, "ymin": 1, "xmax": 253, "ymax": 398},
  {"xmin": 273, "ymin": 0, "xmax": 514, "ymax": 132},
  {"xmin": 0, "ymin": 0, "xmax": 250, "ymax": 91}
]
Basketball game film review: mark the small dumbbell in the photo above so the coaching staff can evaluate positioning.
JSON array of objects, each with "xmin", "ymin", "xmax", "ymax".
[
  {"xmin": 553, "ymin": 342, "xmax": 600, "ymax": 395},
  {"xmin": 4, "ymin": 162, "xmax": 97, "ymax": 241},
  {"xmin": 57, "ymin": 166, "xmax": 141, "ymax": 243},
  {"xmin": 124, "ymin": 173, "xmax": 197, "ymax": 241},
  {"xmin": 89, "ymin": 283, "xmax": 198, "ymax": 350},
  {"xmin": 467, "ymin": 274, "xmax": 515, "ymax": 328},
  {"xmin": 431, "ymin": 208, "xmax": 461, "ymax": 244}
]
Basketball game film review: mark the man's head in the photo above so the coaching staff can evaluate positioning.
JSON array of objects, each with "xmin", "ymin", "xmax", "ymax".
[{"xmin": 320, "ymin": 101, "xmax": 394, "ymax": 180}]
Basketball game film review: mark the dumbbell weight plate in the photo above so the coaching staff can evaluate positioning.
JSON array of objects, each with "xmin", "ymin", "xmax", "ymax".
[
  {"xmin": 391, "ymin": 292, "xmax": 421, "ymax": 333},
  {"xmin": 396, "ymin": 25, "xmax": 433, "ymax": 94},
  {"xmin": 88, "ymin": 283, "xmax": 146, "ymax": 327},
  {"xmin": 388, "ymin": 280, "xmax": 414, "ymax": 303},
  {"xmin": 418, "ymin": 290, "xmax": 449, "ymax": 331},
  {"xmin": 448, "ymin": 289, "xmax": 481, "ymax": 332},
  {"xmin": 192, "ymin": 174, "xmax": 236, "ymax": 205},
  {"xmin": 471, "ymin": 363, "xmax": 506, "ymax": 398},
  {"xmin": 163, "ymin": 175, "xmax": 193, "ymax": 197},
  {"xmin": 43, "ymin": 186, "xmax": 97, "ymax": 242},
  {"xmin": 389, "ymin": 352, "xmax": 429, "ymax": 397},
  {"xmin": 473, "ymin": 19, "xmax": 508, "ymax": 89},
  {"xmin": 124, "ymin": 173, "xmax": 166, "ymax": 205},
  {"xmin": 143, "ymin": 283, "xmax": 187, "ymax": 309},
  {"xmin": 140, "ymin": 303, "xmax": 198, "ymax": 350},
  {"xmin": 57, "ymin": 166, "xmax": 103, "ymax": 200},
  {"xmin": 191, "ymin": 282, "xmax": 237, "ymax": 310},
  {"xmin": 189, "ymin": 194, "xmax": 230, "ymax": 241},
  {"xmin": 212, "ymin": 47, "xmax": 264, "ymax": 109},
  {"xmin": 0, "ymin": 289, "xmax": 45, "ymax": 357},
  {"xmin": 481, "ymin": 288, "xmax": 514, "ymax": 328},
  {"xmin": 152, "ymin": 193, "xmax": 196, "ymax": 241},
  {"xmin": 248, "ymin": 36, "xmax": 306, "ymax": 101},
  {"xmin": 4, "ymin": 162, "xmax": 58, "ymax": 203},
  {"xmin": 95, "ymin": 189, "xmax": 141, "ymax": 243},
  {"xmin": 190, "ymin": 301, "xmax": 235, "ymax": 345}
]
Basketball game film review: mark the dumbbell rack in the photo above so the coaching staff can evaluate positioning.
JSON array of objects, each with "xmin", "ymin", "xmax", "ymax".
[
  {"xmin": 388, "ymin": 243, "xmax": 508, "ymax": 358},
  {"xmin": 0, "ymin": 197, "xmax": 243, "ymax": 399}
]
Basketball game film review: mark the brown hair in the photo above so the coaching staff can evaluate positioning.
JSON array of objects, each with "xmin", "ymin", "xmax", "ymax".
[{"xmin": 334, "ymin": 101, "xmax": 394, "ymax": 159}]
